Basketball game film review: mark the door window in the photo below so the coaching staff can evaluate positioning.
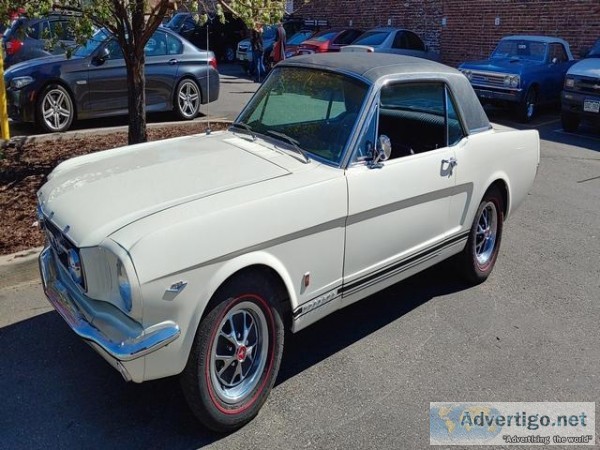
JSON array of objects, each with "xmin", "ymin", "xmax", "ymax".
[
  {"xmin": 145, "ymin": 31, "xmax": 168, "ymax": 57},
  {"xmin": 355, "ymin": 82, "xmax": 464, "ymax": 162}
]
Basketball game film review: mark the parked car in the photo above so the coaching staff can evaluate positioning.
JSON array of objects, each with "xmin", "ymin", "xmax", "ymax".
[
  {"xmin": 459, "ymin": 35, "xmax": 575, "ymax": 122},
  {"xmin": 2, "ymin": 13, "xmax": 79, "ymax": 68},
  {"xmin": 236, "ymin": 18, "xmax": 326, "ymax": 72},
  {"xmin": 4, "ymin": 27, "xmax": 219, "ymax": 133},
  {"xmin": 297, "ymin": 28, "xmax": 363, "ymax": 55},
  {"xmin": 284, "ymin": 29, "xmax": 317, "ymax": 58},
  {"xmin": 236, "ymin": 24, "xmax": 278, "ymax": 73},
  {"xmin": 341, "ymin": 27, "xmax": 439, "ymax": 61},
  {"xmin": 165, "ymin": 12, "xmax": 246, "ymax": 63},
  {"xmin": 561, "ymin": 37, "xmax": 600, "ymax": 132},
  {"xmin": 37, "ymin": 52, "xmax": 540, "ymax": 432}
]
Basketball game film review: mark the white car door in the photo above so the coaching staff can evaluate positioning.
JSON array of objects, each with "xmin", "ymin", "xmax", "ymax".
[{"xmin": 342, "ymin": 81, "xmax": 467, "ymax": 302}]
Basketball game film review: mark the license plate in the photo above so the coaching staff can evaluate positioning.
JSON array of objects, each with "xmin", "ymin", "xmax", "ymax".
[{"xmin": 584, "ymin": 99, "xmax": 600, "ymax": 113}]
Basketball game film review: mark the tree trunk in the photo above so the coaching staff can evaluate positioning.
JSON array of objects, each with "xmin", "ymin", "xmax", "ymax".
[
  {"xmin": 125, "ymin": 0, "xmax": 148, "ymax": 145},
  {"xmin": 125, "ymin": 55, "xmax": 147, "ymax": 145}
]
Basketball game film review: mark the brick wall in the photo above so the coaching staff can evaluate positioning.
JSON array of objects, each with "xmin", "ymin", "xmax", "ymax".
[{"xmin": 295, "ymin": 0, "xmax": 600, "ymax": 66}]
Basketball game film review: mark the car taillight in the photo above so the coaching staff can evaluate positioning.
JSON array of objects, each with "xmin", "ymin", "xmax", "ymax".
[
  {"xmin": 209, "ymin": 57, "xmax": 217, "ymax": 70},
  {"xmin": 5, "ymin": 38, "xmax": 23, "ymax": 56}
]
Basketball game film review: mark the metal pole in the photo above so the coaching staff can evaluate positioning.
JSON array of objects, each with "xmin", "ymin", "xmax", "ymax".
[
  {"xmin": 0, "ymin": 49, "xmax": 10, "ymax": 140},
  {"xmin": 205, "ymin": 19, "xmax": 211, "ymax": 135}
]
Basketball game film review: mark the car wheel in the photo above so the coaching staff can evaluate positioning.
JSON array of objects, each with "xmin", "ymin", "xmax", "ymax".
[
  {"xmin": 457, "ymin": 187, "xmax": 504, "ymax": 284},
  {"xmin": 174, "ymin": 78, "xmax": 201, "ymax": 120},
  {"xmin": 518, "ymin": 87, "xmax": 537, "ymax": 123},
  {"xmin": 561, "ymin": 111, "xmax": 580, "ymax": 132},
  {"xmin": 37, "ymin": 84, "xmax": 75, "ymax": 133},
  {"xmin": 180, "ymin": 271, "xmax": 285, "ymax": 432}
]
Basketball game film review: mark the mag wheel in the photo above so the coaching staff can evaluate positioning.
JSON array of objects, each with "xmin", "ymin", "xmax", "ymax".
[
  {"xmin": 181, "ymin": 272, "xmax": 284, "ymax": 432},
  {"xmin": 174, "ymin": 78, "xmax": 201, "ymax": 120},
  {"xmin": 37, "ymin": 84, "xmax": 74, "ymax": 133}
]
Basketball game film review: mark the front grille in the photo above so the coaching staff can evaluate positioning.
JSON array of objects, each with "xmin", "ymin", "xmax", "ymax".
[
  {"xmin": 470, "ymin": 71, "xmax": 507, "ymax": 88},
  {"xmin": 571, "ymin": 76, "xmax": 600, "ymax": 95},
  {"xmin": 42, "ymin": 217, "xmax": 86, "ymax": 290}
]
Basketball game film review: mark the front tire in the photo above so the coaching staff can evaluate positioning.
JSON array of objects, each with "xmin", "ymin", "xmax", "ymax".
[
  {"xmin": 174, "ymin": 78, "xmax": 201, "ymax": 120},
  {"xmin": 517, "ymin": 87, "xmax": 537, "ymax": 123},
  {"xmin": 181, "ymin": 272, "xmax": 285, "ymax": 432},
  {"xmin": 561, "ymin": 111, "xmax": 580, "ymax": 132},
  {"xmin": 37, "ymin": 84, "xmax": 75, "ymax": 133},
  {"xmin": 457, "ymin": 187, "xmax": 504, "ymax": 284}
]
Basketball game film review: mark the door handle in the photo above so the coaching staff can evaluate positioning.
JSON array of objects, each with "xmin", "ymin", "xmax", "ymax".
[
  {"xmin": 442, "ymin": 157, "xmax": 458, "ymax": 167},
  {"xmin": 168, "ymin": 58, "xmax": 178, "ymax": 65}
]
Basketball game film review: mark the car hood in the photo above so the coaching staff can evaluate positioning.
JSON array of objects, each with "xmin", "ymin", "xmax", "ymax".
[
  {"xmin": 38, "ymin": 131, "xmax": 292, "ymax": 247},
  {"xmin": 460, "ymin": 58, "xmax": 540, "ymax": 74},
  {"xmin": 567, "ymin": 58, "xmax": 600, "ymax": 77},
  {"xmin": 5, "ymin": 54, "xmax": 82, "ymax": 76}
]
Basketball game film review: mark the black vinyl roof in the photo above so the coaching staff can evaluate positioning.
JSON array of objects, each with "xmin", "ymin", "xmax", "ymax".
[{"xmin": 279, "ymin": 53, "xmax": 492, "ymax": 134}]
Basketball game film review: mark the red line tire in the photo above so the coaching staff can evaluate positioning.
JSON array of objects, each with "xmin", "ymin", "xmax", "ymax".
[
  {"xmin": 457, "ymin": 186, "xmax": 505, "ymax": 284},
  {"xmin": 180, "ymin": 271, "xmax": 284, "ymax": 432}
]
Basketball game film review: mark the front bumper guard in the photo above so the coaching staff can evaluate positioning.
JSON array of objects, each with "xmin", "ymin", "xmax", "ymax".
[{"xmin": 39, "ymin": 247, "xmax": 180, "ymax": 362}]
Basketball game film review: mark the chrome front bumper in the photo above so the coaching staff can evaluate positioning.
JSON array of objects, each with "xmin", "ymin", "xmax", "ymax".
[{"xmin": 39, "ymin": 247, "xmax": 180, "ymax": 363}]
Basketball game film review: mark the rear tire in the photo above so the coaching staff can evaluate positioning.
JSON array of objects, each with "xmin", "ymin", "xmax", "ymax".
[
  {"xmin": 456, "ymin": 187, "xmax": 504, "ymax": 284},
  {"xmin": 180, "ymin": 271, "xmax": 285, "ymax": 432},
  {"xmin": 174, "ymin": 78, "xmax": 201, "ymax": 120},
  {"xmin": 561, "ymin": 111, "xmax": 580, "ymax": 132}
]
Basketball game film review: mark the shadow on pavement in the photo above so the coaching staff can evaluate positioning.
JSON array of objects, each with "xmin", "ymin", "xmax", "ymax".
[
  {"xmin": 0, "ymin": 263, "xmax": 469, "ymax": 448},
  {"xmin": 485, "ymin": 105, "xmax": 600, "ymax": 153}
]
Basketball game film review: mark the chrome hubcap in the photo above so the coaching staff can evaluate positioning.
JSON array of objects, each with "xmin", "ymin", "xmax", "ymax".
[
  {"xmin": 210, "ymin": 301, "xmax": 269, "ymax": 404},
  {"xmin": 475, "ymin": 201, "xmax": 498, "ymax": 267},
  {"xmin": 177, "ymin": 81, "xmax": 200, "ymax": 118},
  {"xmin": 42, "ymin": 89, "xmax": 72, "ymax": 131}
]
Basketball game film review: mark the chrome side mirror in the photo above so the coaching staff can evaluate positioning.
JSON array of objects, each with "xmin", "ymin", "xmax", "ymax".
[{"xmin": 370, "ymin": 134, "xmax": 391, "ymax": 167}]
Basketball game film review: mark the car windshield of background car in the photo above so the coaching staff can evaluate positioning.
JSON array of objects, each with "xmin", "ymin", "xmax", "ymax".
[
  {"xmin": 492, "ymin": 40, "xmax": 547, "ymax": 62},
  {"xmin": 73, "ymin": 29, "xmax": 110, "ymax": 57},
  {"xmin": 236, "ymin": 67, "xmax": 368, "ymax": 165},
  {"xmin": 587, "ymin": 40, "xmax": 600, "ymax": 58},
  {"xmin": 352, "ymin": 31, "xmax": 389, "ymax": 46}
]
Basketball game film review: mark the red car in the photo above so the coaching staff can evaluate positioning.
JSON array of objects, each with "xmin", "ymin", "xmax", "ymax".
[{"xmin": 297, "ymin": 28, "xmax": 363, "ymax": 54}]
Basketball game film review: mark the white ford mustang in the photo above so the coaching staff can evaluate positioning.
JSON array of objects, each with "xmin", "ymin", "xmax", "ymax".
[{"xmin": 38, "ymin": 53, "xmax": 540, "ymax": 431}]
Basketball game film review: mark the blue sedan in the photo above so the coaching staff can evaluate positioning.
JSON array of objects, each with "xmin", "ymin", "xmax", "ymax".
[{"xmin": 4, "ymin": 27, "xmax": 220, "ymax": 133}]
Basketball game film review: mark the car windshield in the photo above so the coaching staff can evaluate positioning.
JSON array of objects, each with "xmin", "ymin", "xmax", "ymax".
[
  {"xmin": 352, "ymin": 31, "xmax": 389, "ymax": 46},
  {"xmin": 73, "ymin": 29, "xmax": 110, "ymax": 57},
  {"xmin": 166, "ymin": 13, "xmax": 188, "ymax": 30},
  {"xmin": 587, "ymin": 39, "xmax": 600, "ymax": 58},
  {"xmin": 312, "ymin": 30, "xmax": 339, "ymax": 42},
  {"xmin": 288, "ymin": 31, "xmax": 312, "ymax": 45},
  {"xmin": 236, "ymin": 67, "xmax": 369, "ymax": 165},
  {"xmin": 491, "ymin": 39, "xmax": 547, "ymax": 61}
]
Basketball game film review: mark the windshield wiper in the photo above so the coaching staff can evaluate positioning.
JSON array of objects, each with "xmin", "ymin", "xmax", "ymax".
[
  {"xmin": 266, "ymin": 130, "xmax": 310, "ymax": 163},
  {"xmin": 230, "ymin": 122, "xmax": 256, "ymax": 140}
]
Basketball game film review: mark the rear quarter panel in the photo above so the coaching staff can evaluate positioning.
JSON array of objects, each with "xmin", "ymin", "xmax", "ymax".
[{"xmin": 453, "ymin": 127, "xmax": 540, "ymax": 228}]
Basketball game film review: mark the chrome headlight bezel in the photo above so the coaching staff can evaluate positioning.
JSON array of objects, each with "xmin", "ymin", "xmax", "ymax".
[
  {"xmin": 564, "ymin": 77, "xmax": 575, "ymax": 88},
  {"xmin": 10, "ymin": 76, "xmax": 34, "ymax": 90},
  {"xmin": 503, "ymin": 74, "xmax": 520, "ymax": 88},
  {"xmin": 460, "ymin": 69, "xmax": 473, "ymax": 81}
]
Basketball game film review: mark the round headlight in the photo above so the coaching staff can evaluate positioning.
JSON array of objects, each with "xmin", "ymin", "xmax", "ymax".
[
  {"xmin": 117, "ymin": 260, "xmax": 132, "ymax": 311},
  {"xmin": 67, "ymin": 249, "xmax": 82, "ymax": 285},
  {"xmin": 510, "ymin": 75, "xmax": 520, "ymax": 88},
  {"xmin": 461, "ymin": 70, "xmax": 473, "ymax": 80},
  {"xmin": 565, "ymin": 78, "xmax": 575, "ymax": 88}
]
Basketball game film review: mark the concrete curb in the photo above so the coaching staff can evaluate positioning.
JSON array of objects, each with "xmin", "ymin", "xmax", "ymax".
[{"xmin": 0, "ymin": 247, "xmax": 44, "ymax": 289}]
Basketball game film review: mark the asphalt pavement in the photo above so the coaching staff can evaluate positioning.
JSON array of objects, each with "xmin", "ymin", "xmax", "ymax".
[{"xmin": 0, "ymin": 83, "xmax": 599, "ymax": 449}]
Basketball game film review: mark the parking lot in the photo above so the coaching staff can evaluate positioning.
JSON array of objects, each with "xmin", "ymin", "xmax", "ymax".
[{"xmin": 1, "ymin": 66, "xmax": 599, "ymax": 449}]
